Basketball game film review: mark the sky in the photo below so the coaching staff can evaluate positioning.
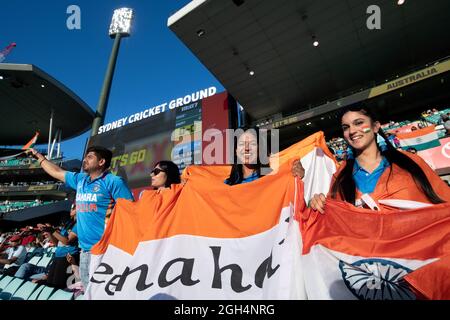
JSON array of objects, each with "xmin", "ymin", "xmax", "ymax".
[{"xmin": 0, "ymin": 0, "xmax": 224, "ymax": 160}]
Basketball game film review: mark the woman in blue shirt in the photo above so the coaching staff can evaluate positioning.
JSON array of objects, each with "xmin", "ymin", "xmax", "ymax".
[
  {"xmin": 309, "ymin": 107, "xmax": 448, "ymax": 212},
  {"xmin": 225, "ymin": 127, "xmax": 304, "ymax": 185}
]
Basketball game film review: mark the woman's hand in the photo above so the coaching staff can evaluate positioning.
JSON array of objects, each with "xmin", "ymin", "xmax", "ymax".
[
  {"xmin": 292, "ymin": 160, "xmax": 305, "ymax": 179},
  {"xmin": 309, "ymin": 193, "xmax": 327, "ymax": 214}
]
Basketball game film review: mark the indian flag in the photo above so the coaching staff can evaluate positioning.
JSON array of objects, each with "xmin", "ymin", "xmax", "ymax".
[
  {"xmin": 299, "ymin": 200, "xmax": 450, "ymax": 300},
  {"xmin": 396, "ymin": 125, "xmax": 440, "ymax": 151},
  {"xmin": 21, "ymin": 131, "xmax": 39, "ymax": 150},
  {"xmin": 85, "ymin": 131, "xmax": 450, "ymax": 300},
  {"xmin": 86, "ymin": 132, "xmax": 337, "ymax": 300}
]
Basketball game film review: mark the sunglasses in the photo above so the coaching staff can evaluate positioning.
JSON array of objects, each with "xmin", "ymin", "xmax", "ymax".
[{"xmin": 151, "ymin": 168, "xmax": 165, "ymax": 175}]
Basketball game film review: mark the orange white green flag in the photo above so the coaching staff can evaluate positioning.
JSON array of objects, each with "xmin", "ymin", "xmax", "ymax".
[
  {"xmin": 298, "ymin": 200, "xmax": 450, "ymax": 300},
  {"xmin": 21, "ymin": 131, "xmax": 39, "ymax": 150},
  {"xmin": 86, "ymin": 131, "xmax": 450, "ymax": 300},
  {"xmin": 396, "ymin": 125, "xmax": 440, "ymax": 151},
  {"xmin": 86, "ymin": 132, "xmax": 335, "ymax": 300}
]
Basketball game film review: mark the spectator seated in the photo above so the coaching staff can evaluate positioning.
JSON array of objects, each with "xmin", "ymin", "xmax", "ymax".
[{"xmin": 422, "ymin": 108, "xmax": 450, "ymax": 124}]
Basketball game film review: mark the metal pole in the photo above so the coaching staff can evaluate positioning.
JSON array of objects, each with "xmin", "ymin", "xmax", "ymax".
[
  {"xmin": 50, "ymin": 129, "xmax": 60, "ymax": 160},
  {"xmin": 47, "ymin": 110, "xmax": 54, "ymax": 156},
  {"xmin": 91, "ymin": 33, "xmax": 123, "ymax": 136},
  {"xmin": 56, "ymin": 129, "xmax": 62, "ymax": 158}
]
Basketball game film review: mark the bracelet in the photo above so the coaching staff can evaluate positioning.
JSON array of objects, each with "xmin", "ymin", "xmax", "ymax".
[{"xmin": 39, "ymin": 158, "xmax": 47, "ymax": 165}]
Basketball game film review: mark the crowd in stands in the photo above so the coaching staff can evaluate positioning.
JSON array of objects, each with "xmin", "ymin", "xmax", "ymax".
[
  {"xmin": 0, "ymin": 181, "xmax": 64, "ymax": 193},
  {"xmin": 0, "ymin": 200, "xmax": 59, "ymax": 213},
  {"xmin": 1, "ymin": 181, "xmax": 63, "ymax": 187},
  {"xmin": 421, "ymin": 107, "xmax": 450, "ymax": 135},
  {"xmin": 0, "ymin": 205, "xmax": 82, "ymax": 299},
  {"xmin": 0, "ymin": 155, "xmax": 63, "ymax": 168},
  {"xmin": 326, "ymin": 137, "xmax": 348, "ymax": 162},
  {"xmin": 0, "ymin": 158, "xmax": 36, "ymax": 167}
]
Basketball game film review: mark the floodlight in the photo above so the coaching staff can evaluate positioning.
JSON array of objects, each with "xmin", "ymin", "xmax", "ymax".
[{"xmin": 109, "ymin": 8, "xmax": 134, "ymax": 38}]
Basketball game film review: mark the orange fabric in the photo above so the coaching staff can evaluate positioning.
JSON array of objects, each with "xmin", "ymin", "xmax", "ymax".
[
  {"xmin": 94, "ymin": 161, "xmax": 301, "ymax": 256},
  {"xmin": 21, "ymin": 131, "xmax": 39, "ymax": 150},
  {"xmin": 330, "ymin": 151, "xmax": 450, "ymax": 210},
  {"xmin": 405, "ymin": 255, "xmax": 450, "ymax": 300},
  {"xmin": 299, "ymin": 199, "xmax": 450, "ymax": 299},
  {"xmin": 93, "ymin": 131, "xmax": 331, "ymax": 256},
  {"xmin": 299, "ymin": 200, "xmax": 450, "ymax": 260},
  {"xmin": 271, "ymin": 130, "xmax": 335, "ymax": 168}
]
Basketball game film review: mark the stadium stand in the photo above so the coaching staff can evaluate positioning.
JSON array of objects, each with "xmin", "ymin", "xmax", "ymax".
[
  {"xmin": 0, "ymin": 243, "xmax": 78, "ymax": 300},
  {"xmin": 9, "ymin": 280, "xmax": 38, "ymax": 300},
  {"xmin": 0, "ymin": 201, "xmax": 58, "ymax": 213}
]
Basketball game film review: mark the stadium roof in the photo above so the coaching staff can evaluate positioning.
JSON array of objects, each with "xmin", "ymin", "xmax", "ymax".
[
  {"xmin": 0, "ymin": 63, "xmax": 94, "ymax": 145},
  {"xmin": 168, "ymin": 0, "xmax": 450, "ymax": 121}
]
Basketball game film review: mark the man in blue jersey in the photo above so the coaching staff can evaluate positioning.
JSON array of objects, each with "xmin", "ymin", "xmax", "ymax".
[{"xmin": 29, "ymin": 146, "xmax": 134, "ymax": 290}]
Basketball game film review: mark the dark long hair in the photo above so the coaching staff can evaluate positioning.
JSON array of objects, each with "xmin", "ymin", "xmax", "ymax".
[
  {"xmin": 226, "ymin": 127, "xmax": 270, "ymax": 186},
  {"xmin": 330, "ymin": 107, "xmax": 445, "ymax": 204},
  {"xmin": 154, "ymin": 161, "xmax": 181, "ymax": 188}
]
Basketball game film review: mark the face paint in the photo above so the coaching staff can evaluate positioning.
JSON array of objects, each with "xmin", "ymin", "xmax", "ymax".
[{"xmin": 362, "ymin": 125, "xmax": 371, "ymax": 133}]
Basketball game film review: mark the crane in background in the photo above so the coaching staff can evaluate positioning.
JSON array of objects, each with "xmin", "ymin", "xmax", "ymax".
[{"xmin": 0, "ymin": 42, "xmax": 16, "ymax": 62}]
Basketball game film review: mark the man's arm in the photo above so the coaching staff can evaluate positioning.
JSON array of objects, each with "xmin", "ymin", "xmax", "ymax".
[
  {"xmin": 0, "ymin": 247, "xmax": 22, "ymax": 265},
  {"xmin": 66, "ymin": 231, "xmax": 78, "ymax": 244},
  {"xmin": 46, "ymin": 229, "xmax": 77, "ymax": 246},
  {"xmin": 0, "ymin": 256, "xmax": 17, "ymax": 265},
  {"xmin": 28, "ymin": 148, "xmax": 67, "ymax": 182}
]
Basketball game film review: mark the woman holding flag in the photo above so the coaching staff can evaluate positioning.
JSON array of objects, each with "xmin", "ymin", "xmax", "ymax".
[
  {"xmin": 149, "ymin": 161, "xmax": 181, "ymax": 191},
  {"xmin": 225, "ymin": 127, "xmax": 305, "ymax": 185},
  {"xmin": 309, "ymin": 106, "xmax": 450, "ymax": 213}
]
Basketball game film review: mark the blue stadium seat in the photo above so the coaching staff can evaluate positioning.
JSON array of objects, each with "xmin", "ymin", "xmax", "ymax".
[
  {"xmin": 10, "ymin": 281, "xmax": 39, "ymax": 300},
  {"xmin": 35, "ymin": 286, "xmax": 55, "ymax": 300},
  {"xmin": 48, "ymin": 289, "xmax": 74, "ymax": 300},
  {"xmin": 0, "ymin": 278, "xmax": 25, "ymax": 300},
  {"xmin": 27, "ymin": 285, "xmax": 45, "ymax": 300},
  {"xmin": 0, "ymin": 275, "xmax": 13, "ymax": 293},
  {"xmin": 36, "ymin": 255, "xmax": 53, "ymax": 268},
  {"xmin": 27, "ymin": 255, "xmax": 43, "ymax": 266},
  {"xmin": 24, "ymin": 247, "xmax": 38, "ymax": 263}
]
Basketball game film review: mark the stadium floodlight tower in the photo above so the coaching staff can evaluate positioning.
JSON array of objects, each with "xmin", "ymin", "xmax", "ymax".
[{"xmin": 91, "ymin": 8, "xmax": 134, "ymax": 137}]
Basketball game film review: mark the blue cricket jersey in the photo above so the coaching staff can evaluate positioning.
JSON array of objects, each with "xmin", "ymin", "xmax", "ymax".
[
  {"xmin": 65, "ymin": 171, "xmax": 134, "ymax": 251},
  {"xmin": 353, "ymin": 157, "xmax": 390, "ymax": 194},
  {"xmin": 54, "ymin": 224, "xmax": 80, "ymax": 258},
  {"xmin": 224, "ymin": 171, "xmax": 260, "ymax": 185}
]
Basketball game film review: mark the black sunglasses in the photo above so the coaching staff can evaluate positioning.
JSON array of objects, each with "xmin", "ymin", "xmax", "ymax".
[{"xmin": 151, "ymin": 168, "xmax": 165, "ymax": 175}]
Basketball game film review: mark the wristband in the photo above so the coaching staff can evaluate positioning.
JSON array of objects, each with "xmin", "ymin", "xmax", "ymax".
[{"xmin": 39, "ymin": 158, "xmax": 47, "ymax": 165}]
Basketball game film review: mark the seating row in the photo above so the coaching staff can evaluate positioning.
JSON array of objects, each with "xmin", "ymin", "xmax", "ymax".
[{"xmin": 0, "ymin": 275, "xmax": 83, "ymax": 300}]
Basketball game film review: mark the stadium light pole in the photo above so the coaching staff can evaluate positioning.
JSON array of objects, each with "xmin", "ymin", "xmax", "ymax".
[{"xmin": 91, "ymin": 8, "xmax": 134, "ymax": 137}]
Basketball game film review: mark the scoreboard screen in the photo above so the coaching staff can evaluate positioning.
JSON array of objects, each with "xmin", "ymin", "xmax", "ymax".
[{"xmin": 88, "ymin": 91, "xmax": 237, "ymax": 194}]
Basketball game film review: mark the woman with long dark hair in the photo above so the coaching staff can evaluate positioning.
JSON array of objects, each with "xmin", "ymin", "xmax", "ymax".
[
  {"xmin": 310, "ymin": 107, "xmax": 450, "ymax": 212},
  {"xmin": 150, "ymin": 160, "xmax": 181, "ymax": 191},
  {"xmin": 225, "ymin": 127, "xmax": 304, "ymax": 185}
]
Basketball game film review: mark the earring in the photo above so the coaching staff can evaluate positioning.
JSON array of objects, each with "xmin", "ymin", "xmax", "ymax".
[{"xmin": 376, "ymin": 133, "xmax": 388, "ymax": 152}]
